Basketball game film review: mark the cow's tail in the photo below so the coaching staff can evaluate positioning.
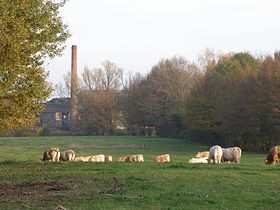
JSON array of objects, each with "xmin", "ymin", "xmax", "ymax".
[{"xmin": 238, "ymin": 147, "xmax": 242, "ymax": 158}]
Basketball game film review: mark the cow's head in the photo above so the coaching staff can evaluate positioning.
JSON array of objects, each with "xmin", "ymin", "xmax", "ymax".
[
  {"xmin": 265, "ymin": 158, "xmax": 276, "ymax": 165},
  {"xmin": 196, "ymin": 152, "xmax": 202, "ymax": 158}
]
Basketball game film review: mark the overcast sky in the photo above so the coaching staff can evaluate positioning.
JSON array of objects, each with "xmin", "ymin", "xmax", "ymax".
[{"xmin": 45, "ymin": 0, "xmax": 280, "ymax": 86}]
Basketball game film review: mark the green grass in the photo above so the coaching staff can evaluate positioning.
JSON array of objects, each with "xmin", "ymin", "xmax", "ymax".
[{"xmin": 0, "ymin": 136, "xmax": 278, "ymax": 210}]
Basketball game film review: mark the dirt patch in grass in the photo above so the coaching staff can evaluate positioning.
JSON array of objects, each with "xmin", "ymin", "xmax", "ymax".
[
  {"xmin": 0, "ymin": 177, "xmax": 138, "ymax": 208},
  {"xmin": 0, "ymin": 177, "xmax": 129, "ymax": 206},
  {"xmin": 0, "ymin": 180, "xmax": 77, "ymax": 205}
]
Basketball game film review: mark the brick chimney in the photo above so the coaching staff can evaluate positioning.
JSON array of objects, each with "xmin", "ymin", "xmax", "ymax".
[{"xmin": 70, "ymin": 45, "xmax": 78, "ymax": 132}]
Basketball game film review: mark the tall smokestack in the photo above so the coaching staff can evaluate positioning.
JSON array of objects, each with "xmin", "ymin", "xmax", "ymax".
[{"xmin": 70, "ymin": 45, "xmax": 78, "ymax": 132}]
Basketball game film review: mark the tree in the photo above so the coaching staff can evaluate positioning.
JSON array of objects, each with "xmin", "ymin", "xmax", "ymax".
[
  {"xmin": 184, "ymin": 52, "xmax": 259, "ymax": 145},
  {"xmin": 120, "ymin": 72, "xmax": 148, "ymax": 134},
  {"xmin": 78, "ymin": 90, "xmax": 120, "ymax": 135},
  {"xmin": 0, "ymin": 0, "xmax": 70, "ymax": 134},
  {"xmin": 55, "ymin": 71, "xmax": 71, "ymax": 98},
  {"xmin": 123, "ymin": 56, "xmax": 201, "ymax": 136},
  {"xmin": 78, "ymin": 61, "xmax": 124, "ymax": 134},
  {"xmin": 81, "ymin": 61, "xmax": 123, "ymax": 91},
  {"xmin": 226, "ymin": 52, "xmax": 280, "ymax": 151}
]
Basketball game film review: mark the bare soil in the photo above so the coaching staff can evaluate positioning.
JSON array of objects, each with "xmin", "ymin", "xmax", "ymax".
[{"xmin": 0, "ymin": 180, "xmax": 75, "ymax": 204}]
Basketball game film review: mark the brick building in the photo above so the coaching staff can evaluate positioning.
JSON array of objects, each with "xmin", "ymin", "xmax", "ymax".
[{"xmin": 40, "ymin": 98, "xmax": 71, "ymax": 130}]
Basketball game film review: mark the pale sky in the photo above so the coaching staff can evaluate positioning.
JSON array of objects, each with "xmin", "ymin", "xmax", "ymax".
[{"xmin": 45, "ymin": 0, "xmax": 280, "ymax": 87}]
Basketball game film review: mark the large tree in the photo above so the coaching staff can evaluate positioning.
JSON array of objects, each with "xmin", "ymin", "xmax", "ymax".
[
  {"xmin": 0, "ymin": 0, "xmax": 70, "ymax": 134},
  {"xmin": 184, "ymin": 52, "xmax": 259, "ymax": 144},
  {"xmin": 225, "ymin": 52, "xmax": 280, "ymax": 151},
  {"xmin": 78, "ymin": 61, "xmax": 124, "ymax": 135},
  {"xmin": 123, "ymin": 56, "xmax": 201, "ymax": 136}
]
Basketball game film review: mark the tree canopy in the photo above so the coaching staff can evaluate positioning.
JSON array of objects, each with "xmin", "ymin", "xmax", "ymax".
[
  {"xmin": 0, "ymin": 0, "xmax": 70, "ymax": 134},
  {"xmin": 56, "ymin": 50, "xmax": 280, "ymax": 151}
]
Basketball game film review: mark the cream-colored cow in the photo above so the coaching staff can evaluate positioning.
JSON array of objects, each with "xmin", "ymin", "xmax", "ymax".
[
  {"xmin": 117, "ymin": 154, "xmax": 144, "ymax": 162},
  {"xmin": 154, "ymin": 154, "xmax": 170, "ymax": 163},
  {"xmin": 188, "ymin": 157, "xmax": 209, "ymax": 164},
  {"xmin": 74, "ymin": 156, "xmax": 91, "ymax": 162},
  {"xmin": 88, "ymin": 154, "xmax": 105, "ymax": 162},
  {"xmin": 60, "ymin": 149, "xmax": 76, "ymax": 161},
  {"xmin": 222, "ymin": 147, "xmax": 242, "ymax": 163},
  {"xmin": 209, "ymin": 145, "xmax": 223, "ymax": 164},
  {"xmin": 195, "ymin": 151, "xmax": 209, "ymax": 158},
  {"xmin": 127, "ymin": 154, "xmax": 144, "ymax": 162},
  {"xmin": 41, "ymin": 147, "xmax": 60, "ymax": 162},
  {"xmin": 105, "ymin": 155, "xmax": 113, "ymax": 162},
  {"xmin": 117, "ymin": 156, "xmax": 129, "ymax": 162}
]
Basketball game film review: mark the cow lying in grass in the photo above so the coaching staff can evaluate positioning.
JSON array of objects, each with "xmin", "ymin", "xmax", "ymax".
[
  {"xmin": 117, "ymin": 156, "xmax": 128, "ymax": 162},
  {"xmin": 105, "ymin": 155, "xmax": 113, "ymax": 162},
  {"xmin": 265, "ymin": 146, "xmax": 280, "ymax": 165},
  {"xmin": 89, "ymin": 154, "xmax": 105, "ymax": 162},
  {"xmin": 117, "ymin": 154, "xmax": 144, "ymax": 162},
  {"xmin": 129, "ymin": 154, "xmax": 144, "ymax": 162},
  {"xmin": 195, "ymin": 151, "xmax": 209, "ymax": 158},
  {"xmin": 188, "ymin": 157, "xmax": 209, "ymax": 163},
  {"xmin": 74, "ymin": 156, "xmax": 91, "ymax": 162},
  {"xmin": 154, "ymin": 154, "xmax": 170, "ymax": 163},
  {"xmin": 41, "ymin": 147, "xmax": 60, "ymax": 162},
  {"xmin": 60, "ymin": 150, "xmax": 76, "ymax": 161}
]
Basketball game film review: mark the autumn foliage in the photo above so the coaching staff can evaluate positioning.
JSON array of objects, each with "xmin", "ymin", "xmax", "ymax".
[
  {"xmin": 64, "ymin": 51, "xmax": 280, "ymax": 152},
  {"xmin": 184, "ymin": 52, "xmax": 280, "ymax": 151},
  {"xmin": 0, "ymin": 0, "xmax": 70, "ymax": 134}
]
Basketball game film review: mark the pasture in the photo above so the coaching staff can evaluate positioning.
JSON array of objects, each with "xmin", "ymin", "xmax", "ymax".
[{"xmin": 0, "ymin": 136, "xmax": 279, "ymax": 210}]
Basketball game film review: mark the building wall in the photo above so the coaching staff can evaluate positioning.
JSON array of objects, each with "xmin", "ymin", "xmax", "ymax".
[{"xmin": 40, "ymin": 112, "xmax": 70, "ymax": 130}]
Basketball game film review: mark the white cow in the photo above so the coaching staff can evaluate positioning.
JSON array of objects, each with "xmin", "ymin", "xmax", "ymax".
[
  {"xmin": 188, "ymin": 157, "xmax": 209, "ymax": 164},
  {"xmin": 88, "ymin": 154, "xmax": 105, "ymax": 162},
  {"xmin": 209, "ymin": 145, "xmax": 223, "ymax": 164},
  {"xmin": 222, "ymin": 147, "xmax": 242, "ymax": 163},
  {"xmin": 74, "ymin": 156, "xmax": 91, "ymax": 162}
]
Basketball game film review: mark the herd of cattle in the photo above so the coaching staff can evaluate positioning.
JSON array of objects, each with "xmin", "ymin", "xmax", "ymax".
[
  {"xmin": 41, "ymin": 145, "xmax": 280, "ymax": 165},
  {"xmin": 188, "ymin": 145, "xmax": 242, "ymax": 164},
  {"xmin": 41, "ymin": 147, "xmax": 169, "ymax": 163}
]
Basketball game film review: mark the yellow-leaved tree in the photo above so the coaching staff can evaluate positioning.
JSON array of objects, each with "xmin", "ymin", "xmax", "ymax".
[{"xmin": 0, "ymin": 0, "xmax": 70, "ymax": 134}]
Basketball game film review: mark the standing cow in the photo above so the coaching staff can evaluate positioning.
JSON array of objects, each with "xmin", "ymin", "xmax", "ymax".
[
  {"xmin": 209, "ymin": 145, "xmax": 223, "ymax": 164},
  {"xmin": 222, "ymin": 147, "xmax": 242, "ymax": 163},
  {"xmin": 265, "ymin": 146, "xmax": 280, "ymax": 165}
]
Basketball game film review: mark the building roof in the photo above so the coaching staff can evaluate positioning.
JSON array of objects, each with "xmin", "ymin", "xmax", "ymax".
[{"xmin": 43, "ymin": 98, "xmax": 71, "ymax": 113}]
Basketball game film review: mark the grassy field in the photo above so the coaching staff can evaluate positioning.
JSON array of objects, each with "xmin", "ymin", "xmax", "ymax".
[{"xmin": 0, "ymin": 136, "xmax": 279, "ymax": 210}]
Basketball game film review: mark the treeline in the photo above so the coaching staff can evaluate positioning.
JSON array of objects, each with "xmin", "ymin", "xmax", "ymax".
[{"xmin": 57, "ymin": 51, "xmax": 280, "ymax": 152}]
